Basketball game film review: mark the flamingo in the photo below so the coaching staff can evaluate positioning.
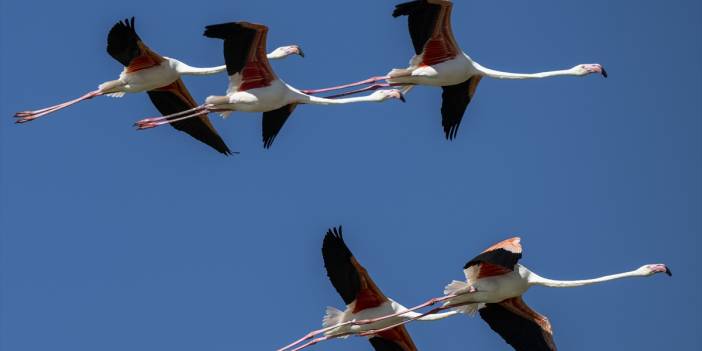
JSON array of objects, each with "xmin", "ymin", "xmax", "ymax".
[
  {"xmin": 355, "ymin": 237, "xmax": 671, "ymax": 351},
  {"xmin": 15, "ymin": 17, "xmax": 303, "ymax": 154},
  {"xmin": 134, "ymin": 22, "xmax": 405, "ymax": 149},
  {"xmin": 302, "ymin": 0, "xmax": 607, "ymax": 140},
  {"xmin": 278, "ymin": 226, "xmax": 457, "ymax": 351}
]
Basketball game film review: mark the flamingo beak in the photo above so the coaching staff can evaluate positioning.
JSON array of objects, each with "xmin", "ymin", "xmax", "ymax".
[
  {"xmin": 601, "ymin": 67, "xmax": 608, "ymax": 78},
  {"xmin": 399, "ymin": 93, "xmax": 406, "ymax": 103},
  {"xmin": 665, "ymin": 266, "xmax": 672, "ymax": 276},
  {"xmin": 296, "ymin": 46, "xmax": 305, "ymax": 58}
]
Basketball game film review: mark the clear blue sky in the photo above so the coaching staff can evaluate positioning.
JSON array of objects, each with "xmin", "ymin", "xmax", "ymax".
[{"xmin": 1, "ymin": 0, "xmax": 700, "ymax": 350}]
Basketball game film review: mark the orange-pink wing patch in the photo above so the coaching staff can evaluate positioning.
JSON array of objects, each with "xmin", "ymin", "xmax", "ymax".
[
  {"xmin": 482, "ymin": 237, "xmax": 522, "ymax": 254},
  {"xmin": 238, "ymin": 25, "xmax": 276, "ymax": 91},
  {"xmin": 476, "ymin": 262, "xmax": 514, "ymax": 279},
  {"xmin": 421, "ymin": 2, "xmax": 459, "ymax": 66},
  {"xmin": 125, "ymin": 42, "xmax": 164, "ymax": 73},
  {"xmin": 350, "ymin": 257, "xmax": 388, "ymax": 313}
]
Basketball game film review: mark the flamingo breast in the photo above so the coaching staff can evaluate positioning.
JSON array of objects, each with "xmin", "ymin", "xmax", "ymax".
[
  {"xmin": 121, "ymin": 61, "xmax": 180, "ymax": 92},
  {"xmin": 472, "ymin": 265, "xmax": 530, "ymax": 303},
  {"xmin": 224, "ymin": 79, "xmax": 292, "ymax": 113}
]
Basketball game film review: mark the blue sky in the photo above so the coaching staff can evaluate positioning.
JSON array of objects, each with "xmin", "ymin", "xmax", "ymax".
[{"xmin": 1, "ymin": 0, "xmax": 700, "ymax": 350}]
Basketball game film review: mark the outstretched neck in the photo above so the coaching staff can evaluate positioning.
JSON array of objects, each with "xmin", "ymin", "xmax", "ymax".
[
  {"xmin": 301, "ymin": 93, "xmax": 383, "ymax": 105},
  {"xmin": 472, "ymin": 61, "xmax": 577, "ymax": 80},
  {"xmin": 172, "ymin": 59, "xmax": 227, "ymax": 76},
  {"xmin": 529, "ymin": 269, "xmax": 647, "ymax": 288},
  {"xmin": 400, "ymin": 310, "xmax": 458, "ymax": 321}
]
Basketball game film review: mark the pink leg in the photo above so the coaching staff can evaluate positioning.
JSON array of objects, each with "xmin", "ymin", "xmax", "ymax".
[
  {"xmin": 278, "ymin": 294, "xmax": 456, "ymax": 351},
  {"xmin": 133, "ymin": 104, "xmax": 209, "ymax": 129},
  {"xmin": 288, "ymin": 335, "xmax": 331, "ymax": 351},
  {"xmin": 359, "ymin": 306, "xmax": 451, "ymax": 337},
  {"xmin": 301, "ymin": 76, "xmax": 390, "ymax": 95},
  {"xmin": 324, "ymin": 83, "xmax": 410, "ymax": 99},
  {"xmin": 15, "ymin": 90, "xmax": 102, "ymax": 124},
  {"xmin": 359, "ymin": 297, "xmax": 478, "ymax": 337},
  {"xmin": 134, "ymin": 110, "xmax": 210, "ymax": 130}
]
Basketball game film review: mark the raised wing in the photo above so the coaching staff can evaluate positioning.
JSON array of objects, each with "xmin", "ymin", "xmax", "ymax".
[
  {"xmin": 440, "ymin": 76, "xmax": 481, "ymax": 140},
  {"xmin": 480, "ymin": 297, "xmax": 556, "ymax": 351},
  {"xmin": 203, "ymin": 22, "xmax": 277, "ymax": 92},
  {"xmin": 147, "ymin": 79, "xmax": 231, "ymax": 155},
  {"xmin": 107, "ymin": 17, "xmax": 164, "ymax": 72},
  {"xmin": 322, "ymin": 227, "xmax": 388, "ymax": 313},
  {"xmin": 392, "ymin": 0, "xmax": 460, "ymax": 66},
  {"xmin": 464, "ymin": 237, "xmax": 522, "ymax": 281},
  {"xmin": 262, "ymin": 104, "xmax": 296, "ymax": 149},
  {"xmin": 369, "ymin": 326, "xmax": 418, "ymax": 351}
]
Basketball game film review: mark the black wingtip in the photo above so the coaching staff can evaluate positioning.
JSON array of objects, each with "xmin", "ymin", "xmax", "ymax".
[
  {"xmin": 203, "ymin": 22, "xmax": 241, "ymax": 39},
  {"xmin": 392, "ymin": 0, "xmax": 422, "ymax": 17},
  {"xmin": 326, "ymin": 225, "xmax": 343, "ymax": 240}
]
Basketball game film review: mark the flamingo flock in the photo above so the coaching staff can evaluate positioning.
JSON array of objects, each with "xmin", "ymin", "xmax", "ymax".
[
  {"xmin": 280, "ymin": 230, "xmax": 670, "ymax": 351},
  {"xmin": 11, "ymin": 1, "xmax": 672, "ymax": 351}
]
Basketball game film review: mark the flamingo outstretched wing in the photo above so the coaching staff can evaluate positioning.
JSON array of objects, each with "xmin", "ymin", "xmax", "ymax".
[
  {"xmin": 322, "ymin": 227, "xmax": 417, "ymax": 351},
  {"xmin": 393, "ymin": 0, "xmax": 460, "ymax": 66},
  {"xmin": 463, "ymin": 237, "xmax": 523, "ymax": 281},
  {"xmin": 107, "ymin": 17, "xmax": 164, "ymax": 72},
  {"xmin": 480, "ymin": 297, "xmax": 556, "ymax": 351},
  {"xmin": 203, "ymin": 22, "xmax": 277, "ymax": 92}
]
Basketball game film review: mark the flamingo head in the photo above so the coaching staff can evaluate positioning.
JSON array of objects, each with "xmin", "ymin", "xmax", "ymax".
[
  {"xmin": 639, "ymin": 264, "xmax": 672, "ymax": 277},
  {"xmin": 371, "ymin": 89, "xmax": 406, "ymax": 103},
  {"xmin": 573, "ymin": 63, "xmax": 608, "ymax": 78},
  {"xmin": 272, "ymin": 45, "xmax": 305, "ymax": 59}
]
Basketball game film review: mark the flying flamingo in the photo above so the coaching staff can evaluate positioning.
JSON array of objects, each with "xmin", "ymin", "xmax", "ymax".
[
  {"xmin": 134, "ymin": 22, "xmax": 405, "ymax": 149},
  {"xmin": 303, "ymin": 0, "xmax": 607, "ymax": 140},
  {"xmin": 278, "ymin": 226, "xmax": 457, "ymax": 351},
  {"xmin": 355, "ymin": 237, "xmax": 671, "ymax": 350},
  {"xmin": 15, "ymin": 17, "xmax": 303, "ymax": 154}
]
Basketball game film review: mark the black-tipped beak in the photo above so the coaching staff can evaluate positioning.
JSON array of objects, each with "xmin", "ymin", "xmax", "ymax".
[
  {"xmin": 399, "ymin": 93, "xmax": 406, "ymax": 103},
  {"xmin": 601, "ymin": 67, "xmax": 608, "ymax": 78},
  {"xmin": 298, "ymin": 48, "xmax": 305, "ymax": 58},
  {"xmin": 665, "ymin": 267, "xmax": 672, "ymax": 276}
]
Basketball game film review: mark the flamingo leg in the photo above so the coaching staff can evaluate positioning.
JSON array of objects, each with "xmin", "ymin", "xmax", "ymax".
[
  {"xmin": 288, "ymin": 336, "xmax": 331, "ymax": 351},
  {"xmin": 15, "ymin": 90, "xmax": 102, "ymax": 124},
  {"xmin": 137, "ymin": 105, "xmax": 208, "ymax": 124},
  {"xmin": 359, "ymin": 297, "xmax": 478, "ymax": 337},
  {"xmin": 324, "ymin": 83, "xmax": 410, "ymax": 99},
  {"xmin": 278, "ymin": 294, "xmax": 457, "ymax": 351},
  {"xmin": 359, "ymin": 306, "xmax": 450, "ymax": 337},
  {"xmin": 134, "ymin": 109, "xmax": 210, "ymax": 130},
  {"xmin": 301, "ymin": 76, "xmax": 390, "ymax": 95}
]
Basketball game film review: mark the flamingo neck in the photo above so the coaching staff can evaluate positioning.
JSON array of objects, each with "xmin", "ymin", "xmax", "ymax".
[
  {"xmin": 173, "ymin": 59, "xmax": 227, "ymax": 76},
  {"xmin": 393, "ymin": 305, "xmax": 458, "ymax": 321},
  {"xmin": 528, "ymin": 269, "xmax": 648, "ymax": 288},
  {"xmin": 267, "ymin": 47, "xmax": 297, "ymax": 60},
  {"xmin": 302, "ymin": 94, "xmax": 383, "ymax": 105},
  {"xmin": 471, "ymin": 61, "xmax": 578, "ymax": 80}
]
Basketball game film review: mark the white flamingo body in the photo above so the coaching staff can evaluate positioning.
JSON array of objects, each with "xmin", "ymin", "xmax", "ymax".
[
  {"xmin": 15, "ymin": 18, "xmax": 303, "ymax": 155},
  {"xmin": 304, "ymin": 0, "xmax": 607, "ymax": 140},
  {"xmin": 102, "ymin": 59, "xmax": 181, "ymax": 94},
  {"xmin": 389, "ymin": 53, "xmax": 476, "ymax": 87},
  {"xmin": 325, "ymin": 299, "xmax": 450, "ymax": 337},
  {"xmin": 137, "ymin": 22, "xmax": 404, "ymax": 149},
  {"xmin": 279, "ymin": 227, "xmax": 455, "ymax": 351},
  {"xmin": 359, "ymin": 237, "xmax": 671, "ymax": 351}
]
